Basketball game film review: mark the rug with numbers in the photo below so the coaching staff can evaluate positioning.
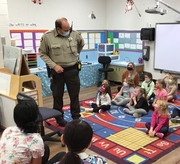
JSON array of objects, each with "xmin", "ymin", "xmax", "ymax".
[{"xmin": 45, "ymin": 92, "xmax": 180, "ymax": 164}]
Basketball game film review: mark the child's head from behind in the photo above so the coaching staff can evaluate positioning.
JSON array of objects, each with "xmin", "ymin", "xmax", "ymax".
[
  {"xmin": 155, "ymin": 100, "xmax": 168, "ymax": 115},
  {"xmin": 60, "ymin": 120, "xmax": 93, "ymax": 163},
  {"xmin": 168, "ymin": 75, "xmax": 178, "ymax": 86},
  {"xmin": 102, "ymin": 79, "xmax": 109, "ymax": 85},
  {"xmin": 124, "ymin": 77, "xmax": 134, "ymax": 87},
  {"xmin": 14, "ymin": 100, "xmax": 39, "ymax": 133},
  {"xmin": 156, "ymin": 79, "xmax": 166, "ymax": 89},
  {"xmin": 134, "ymin": 86, "xmax": 146, "ymax": 98},
  {"xmin": 144, "ymin": 72, "xmax": 153, "ymax": 82}
]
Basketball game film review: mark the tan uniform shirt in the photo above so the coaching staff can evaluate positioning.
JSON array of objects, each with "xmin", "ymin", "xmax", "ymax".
[{"xmin": 39, "ymin": 29, "xmax": 85, "ymax": 68}]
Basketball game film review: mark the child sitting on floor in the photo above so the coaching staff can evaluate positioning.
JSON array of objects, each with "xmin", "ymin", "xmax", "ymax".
[
  {"xmin": 95, "ymin": 79, "xmax": 111, "ymax": 102},
  {"xmin": 145, "ymin": 100, "xmax": 169, "ymax": 139},
  {"xmin": 85, "ymin": 83, "xmax": 111, "ymax": 113},
  {"xmin": 112, "ymin": 77, "xmax": 134, "ymax": 106},
  {"xmin": 123, "ymin": 86, "xmax": 149, "ymax": 118},
  {"xmin": 59, "ymin": 119, "xmax": 107, "ymax": 164},
  {"xmin": 141, "ymin": 72, "xmax": 155, "ymax": 100},
  {"xmin": 166, "ymin": 75, "xmax": 178, "ymax": 102},
  {"xmin": 170, "ymin": 107, "xmax": 180, "ymax": 123},
  {"xmin": 152, "ymin": 79, "xmax": 168, "ymax": 107}
]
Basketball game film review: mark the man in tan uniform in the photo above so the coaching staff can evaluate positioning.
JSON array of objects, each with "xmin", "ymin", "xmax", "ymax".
[{"xmin": 39, "ymin": 17, "xmax": 84, "ymax": 126}]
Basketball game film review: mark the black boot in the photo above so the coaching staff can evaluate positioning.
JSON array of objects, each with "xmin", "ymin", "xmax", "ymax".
[{"xmin": 55, "ymin": 116, "xmax": 67, "ymax": 127}]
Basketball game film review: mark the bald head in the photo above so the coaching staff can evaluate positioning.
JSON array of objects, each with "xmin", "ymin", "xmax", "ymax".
[
  {"xmin": 55, "ymin": 17, "xmax": 70, "ymax": 36},
  {"xmin": 55, "ymin": 17, "xmax": 70, "ymax": 30}
]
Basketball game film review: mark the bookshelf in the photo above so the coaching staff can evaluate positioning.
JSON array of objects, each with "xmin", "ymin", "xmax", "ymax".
[{"xmin": 24, "ymin": 53, "xmax": 38, "ymax": 68}]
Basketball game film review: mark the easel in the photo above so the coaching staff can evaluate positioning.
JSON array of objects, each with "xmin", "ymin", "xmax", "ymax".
[{"xmin": 19, "ymin": 55, "xmax": 35, "ymax": 90}]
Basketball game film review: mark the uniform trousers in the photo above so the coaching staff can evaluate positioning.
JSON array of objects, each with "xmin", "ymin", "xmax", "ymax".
[{"xmin": 50, "ymin": 68, "xmax": 80, "ymax": 119}]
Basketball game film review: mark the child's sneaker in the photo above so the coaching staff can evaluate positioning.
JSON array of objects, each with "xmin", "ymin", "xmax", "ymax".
[
  {"xmin": 171, "ymin": 116, "xmax": 180, "ymax": 123},
  {"xmin": 123, "ymin": 108, "xmax": 129, "ymax": 113},
  {"xmin": 85, "ymin": 108, "xmax": 93, "ymax": 112},
  {"xmin": 133, "ymin": 113, "xmax": 142, "ymax": 118},
  {"xmin": 156, "ymin": 132, "xmax": 164, "ymax": 139}
]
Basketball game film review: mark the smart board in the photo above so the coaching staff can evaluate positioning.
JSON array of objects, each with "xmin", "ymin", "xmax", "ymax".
[{"xmin": 154, "ymin": 23, "xmax": 180, "ymax": 73}]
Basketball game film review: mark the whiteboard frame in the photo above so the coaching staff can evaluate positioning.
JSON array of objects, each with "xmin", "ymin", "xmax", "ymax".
[{"xmin": 154, "ymin": 23, "xmax": 180, "ymax": 73}]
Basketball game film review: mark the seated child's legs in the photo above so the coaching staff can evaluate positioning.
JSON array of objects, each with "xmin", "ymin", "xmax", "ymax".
[
  {"xmin": 100, "ymin": 105, "xmax": 111, "ymax": 112},
  {"xmin": 149, "ymin": 93, "xmax": 155, "ymax": 101},
  {"xmin": 132, "ymin": 108, "xmax": 147, "ymax": 117},
  {"xmin": 158, "ymin": 126, "xmax": 169, "ymax": 135},
  {"xmin": 123, "ymin": 106, "xmax": 135, "ymax": 115},
  {"xmin": 171, "ymin": 107, "xmax": 180, "ymax": 118},
  {"xmin": 115, "ymin": 98, "xmax": 130, "ymax": 106},
  {"xmin": 145, "ymin": 122, "xmax": 151, "ymax": 130}
]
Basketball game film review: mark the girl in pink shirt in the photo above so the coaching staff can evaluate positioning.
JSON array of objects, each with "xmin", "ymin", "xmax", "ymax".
[
  {"xmin": 145, "ymin": 100, "xmax": 169, "ymax": 139},
  {"xmin": 153, "ymin": 79, "xmax": 168, "ymax": 106}
]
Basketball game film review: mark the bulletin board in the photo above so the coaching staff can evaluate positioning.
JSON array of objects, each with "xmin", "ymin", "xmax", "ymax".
[
  {"xmin": 107, "ymin": 30, "xmax": 143, "ymax": 51},
  {"xmin": 10, "ymin": 30, "xmax": 47, "ymax": 53},
  {"xmin": 78, "ymin": 30, "xmax": 106, "ymax": 50},
  {"xmin": 10, "ymin": 30, "xmax": 106, "ymax": 52}
]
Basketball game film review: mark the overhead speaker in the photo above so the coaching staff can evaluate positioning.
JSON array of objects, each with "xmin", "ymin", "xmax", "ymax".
[{"xmin": 140, "ymin": 28, "xmax": 155, "ymax": 41}]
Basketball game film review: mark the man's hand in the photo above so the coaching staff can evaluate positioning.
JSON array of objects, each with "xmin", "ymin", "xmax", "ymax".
[{"xmin": 53, "ymin": 65, "xmax": 64, "ymax": 73}]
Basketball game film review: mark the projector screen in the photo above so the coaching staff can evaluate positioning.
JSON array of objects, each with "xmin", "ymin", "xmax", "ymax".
[{"xmin": 154, "ymin": 23, "xmax": 180, "ymax": 73}]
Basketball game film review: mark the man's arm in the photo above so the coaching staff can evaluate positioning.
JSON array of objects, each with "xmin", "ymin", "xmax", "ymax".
[
  {"xmin": 39, "ymin": 34, "xmax": 56, "ymax": 69},
  {"xmin": 77, "ymin": 32, "xmax": 85, "ymax": 53}
]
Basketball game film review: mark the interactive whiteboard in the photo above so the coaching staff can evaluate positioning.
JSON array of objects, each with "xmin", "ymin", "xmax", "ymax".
[{"xmin": 154, "ymin": 23, "xmax": 180, "ymax": 73}]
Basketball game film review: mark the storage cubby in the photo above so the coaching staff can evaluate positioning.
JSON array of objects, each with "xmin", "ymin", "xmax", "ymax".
[
  {"xmin": 97, "ymin": 43, "xmax": 119, "ymax": 61},
  {"xmin": 24, "ymin": 53, "xmax": 37, "ymax": 69}
]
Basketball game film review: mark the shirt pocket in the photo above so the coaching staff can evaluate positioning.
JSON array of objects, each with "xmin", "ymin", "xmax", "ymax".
[
  {"xmin": 67, "ymin": 43, "xmax": 78, "ymax": 55},
  {"xmin": 51, "ymin": 44, "xmax": 61, "ymax": 56}
]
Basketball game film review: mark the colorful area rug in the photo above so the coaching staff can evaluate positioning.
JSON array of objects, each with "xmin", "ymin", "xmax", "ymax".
[{"xmin": 45, "ymin": 92, "xmax": 180, "ymax": 164}]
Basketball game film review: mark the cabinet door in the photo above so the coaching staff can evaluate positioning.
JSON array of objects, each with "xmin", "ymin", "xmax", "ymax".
[
  {"xmin": 119, "ymin": 67, "xmax": 127, "ymax": 83},
  {"xmin": 136, "ymin": 66, "xmax": 144, "ymax": 73},
  {"xmin": 108, "ymin": 66, "xmax": 119, "ymax": 82},
  {"xmin": 108, "ymin": 66, "xmax": 122, "ymax": 82}
]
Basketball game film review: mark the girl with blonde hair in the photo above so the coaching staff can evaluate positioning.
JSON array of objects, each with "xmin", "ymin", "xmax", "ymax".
[{"xmin": 146, "ymin": 100, "xmax": 169, "ymax": 139}]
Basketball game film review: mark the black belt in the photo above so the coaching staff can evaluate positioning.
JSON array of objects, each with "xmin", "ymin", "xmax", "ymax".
[{"xmin": 62, "ymin": 64, "xmax": 77, "ymax": 72}]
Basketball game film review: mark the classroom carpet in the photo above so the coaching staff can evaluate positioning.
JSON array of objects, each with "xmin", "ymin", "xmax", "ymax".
[{"xmin": 45, "ymin": 92, "xmax": 180, "ymax": 164}]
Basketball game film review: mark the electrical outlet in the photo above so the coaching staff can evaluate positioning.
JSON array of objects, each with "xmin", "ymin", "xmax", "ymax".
[{"xmin": 86, "ymin": 55, "xmax": 88, "ymax": 59}]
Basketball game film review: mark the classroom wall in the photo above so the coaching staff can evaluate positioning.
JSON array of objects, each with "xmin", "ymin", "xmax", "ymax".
[
  {"xmin": 0, "ymin": 0, "xmax": 11, "ymax": 67},
  {"xmin": 106, "ymin": 0, "xmax": 180, "ymax": 79},
  {"xmin": 0, "ymin": 33, "xmax": 4, "ymax": 68},
  {"xmin": 5, "ymin": 0, "xmax": 180, "ymax": 79},
  {"xmin": 7, "ymin": 0, "xmax": 106, "ymax": 30}
]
